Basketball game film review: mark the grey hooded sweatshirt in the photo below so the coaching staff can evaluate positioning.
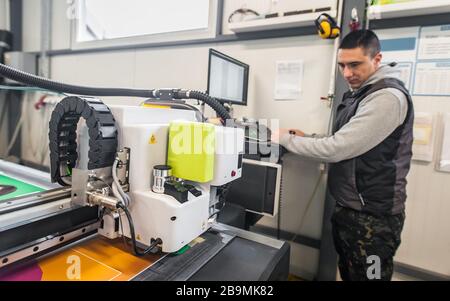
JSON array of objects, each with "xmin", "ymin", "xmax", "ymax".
[
  {"xmin": 280, "ymin": 65, "xmax": 408, "ymax": 163},
  {"xmin": 280, "ymin": 64, "xmax": 414, "ymax": 215}
]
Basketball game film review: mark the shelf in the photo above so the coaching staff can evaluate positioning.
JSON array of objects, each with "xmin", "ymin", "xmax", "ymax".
[
  {"xmin": 228, "ymin": 10, "xmax": 337, "ymax": 33},
  {"xmin": 368, "ymin": 0, "xmax": 450, "ymax": 20}
]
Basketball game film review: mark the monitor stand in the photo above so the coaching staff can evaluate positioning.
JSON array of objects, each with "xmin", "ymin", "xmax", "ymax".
[
  {"xmin": 200, "ymin": 101, "xmax": 206, "ymax": 118},
  {"xmin": 200, "ymin": 101, "xmax": 234, "ymax": 121},
  {"xmin": 224, "ymin": 102, "xmax": 234, "ymax": 119}
]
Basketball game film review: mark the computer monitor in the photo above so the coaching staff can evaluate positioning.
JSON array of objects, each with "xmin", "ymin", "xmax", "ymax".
[{"xmin": 207, "ymin": 49, "xmax": 249, "ymax": 106}]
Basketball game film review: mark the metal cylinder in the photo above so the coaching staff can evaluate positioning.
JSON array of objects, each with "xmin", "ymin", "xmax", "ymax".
[
  {"xmin": 116, "ymin": 147, "xmax": 130, "ymax": 190},
  {"xmin": 86, "ymin": 191, "xmax": 119, "ymax": 211},
  {"xmin": 0, "ymin": 30, "xmax": 12, "ymax": 83},
  {"xmin": 152, "ymin": 165, "xmax": 172, "ymax": 194}
]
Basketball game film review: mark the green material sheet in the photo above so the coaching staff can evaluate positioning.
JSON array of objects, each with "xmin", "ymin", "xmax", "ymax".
[{"xmin": 0, "ymin": 174, "xmax": 45, "ymax": 202}]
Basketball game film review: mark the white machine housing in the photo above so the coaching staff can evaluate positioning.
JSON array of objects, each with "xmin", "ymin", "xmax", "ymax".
[
  {"xmin": 102, "ymin": 105, "xmax": 244, "ymax": 253},
  {"xmin": 210, "ymin": 126, "xmax": 244, "ymax": 186}
]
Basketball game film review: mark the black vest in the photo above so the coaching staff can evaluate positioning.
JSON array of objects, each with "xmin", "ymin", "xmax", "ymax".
[{"xmin": 328, "ymin": 78, "xmax": 414, "ymax": 216}]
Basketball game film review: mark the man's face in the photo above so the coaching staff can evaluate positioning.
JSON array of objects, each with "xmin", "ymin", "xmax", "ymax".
[{"xmin": 337, "ymin": 47, "xmax": 382, "ymax": 89}]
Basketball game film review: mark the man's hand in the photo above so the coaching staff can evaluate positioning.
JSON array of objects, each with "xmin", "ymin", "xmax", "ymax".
[
  {"xmin": 288, "ymin": 129, "xmax": 305, "ymax": 137},
  {"xmin": 271, "ymin": 128, "xmax": 305, "ymax": 143}
]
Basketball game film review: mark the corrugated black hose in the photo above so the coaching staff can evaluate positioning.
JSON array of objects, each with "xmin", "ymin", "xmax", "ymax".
[{"xmin": 0, "ymin": 63, "xmax": 231, "ymax": 122}]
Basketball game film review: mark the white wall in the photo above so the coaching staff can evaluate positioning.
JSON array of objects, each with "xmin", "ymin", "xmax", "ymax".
[
  {"xmin": 22, "ymin": 0, "xmax": 40, "ymax": 52},
  {"xmin": 0, "ymin": 0, "xmax": 7, "ymax": 30},
  {"xmin": 22, "ymin": 0, "xmax": 71, "ymax": 51},
  {"xmin": 395, "ymin": 97, "xmax": 450, "ymax": 276},
  {"xmin": 17, "ymin": 0, "xmax": 450, "ymax": 278}
]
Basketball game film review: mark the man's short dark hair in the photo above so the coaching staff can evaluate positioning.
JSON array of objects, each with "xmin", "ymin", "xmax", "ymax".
[{"xmin": 339, "ymin": 30, "xmax": 381, "ymax": 58}]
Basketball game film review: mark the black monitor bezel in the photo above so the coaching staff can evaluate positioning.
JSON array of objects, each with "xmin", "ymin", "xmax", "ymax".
[{"xmin": 206, "ymin": 48, "xmax": 249, "ymax": 106}]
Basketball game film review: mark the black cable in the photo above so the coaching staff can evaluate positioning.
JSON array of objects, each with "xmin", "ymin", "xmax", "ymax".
[
  {"xmin": 57, "ymin": 174, "xmax": 71, "ymax": 187},
  {"xmin": 212, "ymin": 183, "xmax": 231, "ymax": 218},
  {"xmin": 98, "ymin": 207, "xmax": 106, "ymax": 221},
  {"xmin": 172, "ymin": 90, "xmax": 231, "ymax": 124},
  {"xmin": 116, "ymin": 202, "xmax": 162, "ymax": 256},
  {"xmin": 0, "ymin": 62, "xmax": 155, "ymax": 97},
  {"xmin": 143, "ymin": 99, "xmax": 206, "ymax": 122},
  {"xmin": 218, "ymin": 183, "xmax": 231, "ymax": 202},
  {"xmin": 117, "ymin": 207, "xmax": 131, "ymax": 249},
  {"xmin": 0, "ymin": 63, "xmax": 231, "ymax": 123}
]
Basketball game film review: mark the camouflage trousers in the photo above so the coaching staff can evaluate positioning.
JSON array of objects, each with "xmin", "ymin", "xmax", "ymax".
[{"xmin": 331, "ymin": 206, "xmax": 405, "ymax": 281}]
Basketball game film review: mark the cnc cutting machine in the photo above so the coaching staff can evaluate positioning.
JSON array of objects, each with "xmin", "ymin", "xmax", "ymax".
[
  {"xmin": 1, "ymin": 95, "xmax": 244, "ymax": 268},
  {"xmin": 0, "ymin": 62, "xmax": 289, "ymax": 281}
]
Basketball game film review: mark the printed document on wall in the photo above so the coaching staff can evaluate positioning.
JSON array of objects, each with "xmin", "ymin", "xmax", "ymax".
[
  {"xmin": 274, "ymin": 60, "xmax": 303, "ymax": 100},
  {"xmin": 376, "ymin": 27, "xmax": 418, "ymax": 91},
  {"xmin": 387, "ymin": 62, "xmax": 413, "ymax": 91},
  {"xmin": 412, "ymin": 112, "xmax": 435, "ymax": 162},
  {"xmin": 377, "ymin": 27, "xmax": 419, "ymax": 63},
  {"xmin": 413, "ymin": 62, "xmax": 450, "ymax": 96},
  {"xmin": 418, "ymin": 25, "xmax": 450, "ymax": 60}
]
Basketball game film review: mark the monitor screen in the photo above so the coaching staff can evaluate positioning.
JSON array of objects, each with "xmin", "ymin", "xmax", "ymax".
[{"xmin": 207, "ymin": 49, "xmax": 249, "ymax": 106}]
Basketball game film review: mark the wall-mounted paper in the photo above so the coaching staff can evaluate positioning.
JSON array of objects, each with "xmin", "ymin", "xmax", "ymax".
[
  {"xmin": 413, "ymin": 62, "xmax": 450, "ymax": 96},
  {"xmin": 274, "ymin": 60, "xmax": 303, "ymax": 100},
  {"xmin": 436, "ymin": 113, "xmax": 450, "ymax": 173},
  {"xmin": 378, "ymin": 27, "xmax": 419, "ymax": 63},
  {"xmin": 418, "ymin": 25, "xmax": 450, "ymax": 60},
  {"xmin": 376, "ymin": 27, "xmax": 419, "ymax": 91},
  {"xmin": 413, "ymin": 112, "xmax": 435, "ymax": 162},
  {"xmin": 387, "ymin": 62, "xmax": 413, "ymax": 91}
]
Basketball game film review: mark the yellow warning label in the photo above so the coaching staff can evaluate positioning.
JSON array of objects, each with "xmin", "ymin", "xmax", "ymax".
[
  {"xmin": 142, "ymin": 104, "xmax": 170, "ymax": 109},
  {"xmin": 149, "ymin": 134, "xmax": 157, "ymax": 144}
]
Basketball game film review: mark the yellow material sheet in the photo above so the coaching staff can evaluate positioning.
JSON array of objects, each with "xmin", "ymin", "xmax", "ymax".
[{"xmin": 0, "ymin": 236, "xmax": 163, "ymax": 281}]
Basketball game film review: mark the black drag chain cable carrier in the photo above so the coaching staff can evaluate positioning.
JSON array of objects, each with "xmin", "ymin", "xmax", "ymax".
[{"xmin": 48, "ymin": 96, "xmax": 118, "ymax": 186}]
